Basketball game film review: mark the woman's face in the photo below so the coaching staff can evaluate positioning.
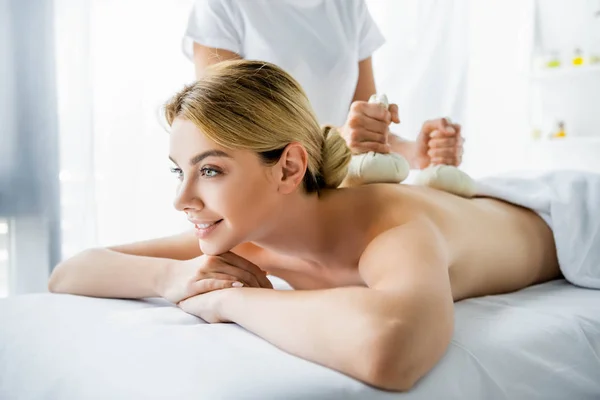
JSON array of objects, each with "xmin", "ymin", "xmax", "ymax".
[{"xmin": 169, "ymin": 118, "xmax": 282, "ymax": 255}]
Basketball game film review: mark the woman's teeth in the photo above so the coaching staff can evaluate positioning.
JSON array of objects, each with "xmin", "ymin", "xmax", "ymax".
[{"xmin": 196, "ymin": 220, "xmax": 222, "ymax": 229}]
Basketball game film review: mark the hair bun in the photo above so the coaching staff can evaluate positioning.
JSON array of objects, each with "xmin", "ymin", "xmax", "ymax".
[{"xmin": 319, "ymin": 126, "xmax": 351, "ymax": 189}]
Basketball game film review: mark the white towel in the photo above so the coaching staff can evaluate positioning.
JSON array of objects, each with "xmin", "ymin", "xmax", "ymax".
[{"xmin": 475, "ymin": 170, "xmax": 600, "ymax": 290}]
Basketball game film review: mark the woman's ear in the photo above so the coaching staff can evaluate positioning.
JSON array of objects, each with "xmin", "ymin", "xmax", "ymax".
[{"xmin": 276, "ymin": 143, "xmax": 308, "ymax": 194}]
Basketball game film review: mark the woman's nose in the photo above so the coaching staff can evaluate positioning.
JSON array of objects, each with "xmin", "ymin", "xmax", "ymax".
[{"xmin": 173, "ymin": 180, "xmax": 203, "ymax": 212}]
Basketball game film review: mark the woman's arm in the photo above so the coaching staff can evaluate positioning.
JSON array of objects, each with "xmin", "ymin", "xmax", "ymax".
[
  {"xmin": 49, "ymin": 230, "xmax": 269, "ymax": 301},
  {"xmin": 48, "ymin": 230, "xmax": 202, "ymax": 298},
  {"xmin": 181, "ymin": 219, "xmax": 454, "ymax": 391},
  {"xmin": 193, "ymin": 43, "xmax": 241, "ymax": 79}
]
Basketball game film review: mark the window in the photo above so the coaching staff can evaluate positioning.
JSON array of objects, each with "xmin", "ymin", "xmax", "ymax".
[{"xmin": 0, "ymin": 219, "xmax": 9, "ymax": 298}]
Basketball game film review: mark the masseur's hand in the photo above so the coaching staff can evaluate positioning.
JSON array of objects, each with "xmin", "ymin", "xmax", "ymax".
[
  {"xmin": 415, "ymin": 118, "xmax": 464, "ymax": 169},
  {"xmin": 341, "ymin": 100, "xmax": 400, "ymax": 154},
  {"xmin": 158, "ymin": 252, "xmax": 272, "ymax": 304}
]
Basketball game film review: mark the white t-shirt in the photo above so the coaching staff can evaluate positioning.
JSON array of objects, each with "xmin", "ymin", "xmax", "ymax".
[{"xmin": 183, "ymin": 0, "xmax": 385, "ymax": 127}]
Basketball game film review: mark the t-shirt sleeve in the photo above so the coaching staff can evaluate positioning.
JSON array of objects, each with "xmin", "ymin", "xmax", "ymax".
[
  {"xmin": 355, "ymin": 0, "xmax": 385, "ymax": 61},
  {"xmin": 182, "ymin": 0, "xmax": 243, "ymax": 61}
]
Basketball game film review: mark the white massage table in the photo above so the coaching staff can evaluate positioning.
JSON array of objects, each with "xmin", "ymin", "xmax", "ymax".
[{"xmin": 1, "ymin": 279, "xmax": 599, "ymax": 399}]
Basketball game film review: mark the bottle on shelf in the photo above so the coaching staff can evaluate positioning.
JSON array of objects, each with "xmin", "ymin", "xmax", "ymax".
[
  {"xmin": 551, "ymin": 121, "xmax": 567, "ymax": 139},
  {"xmin": 545, "ymin": 50, "xmax": 561, "ymax": 68},
  {"xmin": 572, "ymin": 48, "xmax": 584, "ymax": 66}
]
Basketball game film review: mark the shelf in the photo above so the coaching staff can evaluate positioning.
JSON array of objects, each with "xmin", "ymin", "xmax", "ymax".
[{"xmin": 531, "ymin": 64, "xmax": 600, "ymax": 80}]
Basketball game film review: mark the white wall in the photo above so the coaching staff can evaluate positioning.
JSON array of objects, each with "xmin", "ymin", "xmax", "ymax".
[{"xmin": 463, "ymin": 0, "xmax": 535, "ymax": 178}]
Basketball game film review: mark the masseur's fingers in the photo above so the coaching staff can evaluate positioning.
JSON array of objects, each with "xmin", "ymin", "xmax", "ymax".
[
  {"xmin": 431, "ymin": 156, "xmax": 460, "ymax": 166},
  {"xmin": 429, "ymin": 137, "xmax": 460, "ymax": 165},
  {"xmin": 350, "ymin": 101, "xmax": 391, "ymax": 124},
  {"xmin": 428, "ymin": 147, "xmax": 456, "ymax": 159},
  {"xmin": 418, "ymin": 117, "xmax": 464, "ymax": 167},
  {"xmin": 353, "ymin": 141, "xmax": 391, "ymax": 154},
  {"xmin": 389, "ymin": 104, "xmax": 401, "ymax": 124},
  {"xmin": 356, "ymin": 118, "xmax": 390, "ymax": 137},
  {"xmin": 428, "ymin": 137, "xmax": 457, "ymax": 149},
  {"xmin": 349, "ymin": 128, "xmax": 387, "ymax": 145},
  {"xmin": 420, "ymin": 118, "xmax": 456, "ymax": 142},
  {"xmin": 428, "ymin": 125, "xmax": 464, "ymax": 166},
  {"xmin": 343, "ymin": 100, "xmax": 403, "ymax": 155}
]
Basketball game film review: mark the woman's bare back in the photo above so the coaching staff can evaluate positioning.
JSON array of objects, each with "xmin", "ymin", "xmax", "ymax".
[
  {"xmin": 403, "ymin": 185, "xmax": 561, "ymax": 300},
  {"xmin": 251, "ymin": 184, "xmax": 561, "ymax": 301}
]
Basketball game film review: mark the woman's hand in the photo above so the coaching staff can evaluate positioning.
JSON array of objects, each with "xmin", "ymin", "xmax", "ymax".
[
  {"xmin": 415, "ymin": 118, "xmax": 464, "ymax": 169},
  {"xmin": 158, "ymin": 252, "xmax": 272, "ymax": 304},
  {"xmin": 341, "ymin": 100, "xmax": 401, "ymax": 154},
  {"xmin": 178, "ymin": 289, "xmax": 233, "ymax": 323}
]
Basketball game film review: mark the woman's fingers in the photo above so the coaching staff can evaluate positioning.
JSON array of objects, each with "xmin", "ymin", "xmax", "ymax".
[
  {"xmin": 205, "ymin": 272, "xmax": 253, "ymax": 287},
  {"xmin": 211, "ymin": 264, "xmax": 262, "ymax": 288},
  {"xmin": 190, "ymin": 278, "xmax": 243, "ymax": 295},
  {"xmin": 218, "ymin": 252, "xmax": 273, "ymax": 289}
]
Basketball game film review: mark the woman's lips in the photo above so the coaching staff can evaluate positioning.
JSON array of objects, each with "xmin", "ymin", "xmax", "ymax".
[{"xmin": 194, "ymin": 219, "xmax": 223, "ymax": 239}]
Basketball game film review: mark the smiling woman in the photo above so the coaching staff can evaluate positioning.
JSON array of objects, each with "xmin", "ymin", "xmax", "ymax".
[
  {"xmin": 164, "ymin": 60, "xmax": 351, "ymax": 255},
  {"xmin": 48, "ymin": 59, "xmax": 591, "ymax": 392}
]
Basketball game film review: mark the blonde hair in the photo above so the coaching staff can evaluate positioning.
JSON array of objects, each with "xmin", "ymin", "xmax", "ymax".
[{"xmin": 164, "ymin": 60, "xmax": 351, "ymax": 192}]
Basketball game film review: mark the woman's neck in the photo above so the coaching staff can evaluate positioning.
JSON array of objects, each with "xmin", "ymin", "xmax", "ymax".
[{"xmin": 251, "ymin": 189, "xmax": 350, "ymax": 266}]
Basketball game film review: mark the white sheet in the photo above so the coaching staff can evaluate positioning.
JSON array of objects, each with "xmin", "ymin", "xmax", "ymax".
[{"xmin": 1, "ymin": 280, "xmax": 599, "ymax": 400}]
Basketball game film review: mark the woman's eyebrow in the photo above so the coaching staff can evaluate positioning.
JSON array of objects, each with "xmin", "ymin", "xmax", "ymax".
[
  {"xmin": 189, "ymin": 150, "xmax": 232, "ymax": 166},
  {"xmin": 168, "ymin": 150, "xmax": 232, "ymax": 167}
]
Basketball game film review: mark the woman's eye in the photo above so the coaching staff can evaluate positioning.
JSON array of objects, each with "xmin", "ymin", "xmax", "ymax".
[
  {"xmin": 169, "ymin": 167, "xmax": 183, "ymax": 180},
  {"xmin": 200, "ymin": 167, "xmax": 221, "ymax": 178}
]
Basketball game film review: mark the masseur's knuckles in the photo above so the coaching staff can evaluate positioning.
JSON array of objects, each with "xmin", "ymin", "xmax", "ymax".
[
  {"xmin": 418, "ymin": 118, "xmax": 464, "ymax": 167},
  {"xmin": 342, "ymin": 101, "xmax": 395, "ymax": 154}
]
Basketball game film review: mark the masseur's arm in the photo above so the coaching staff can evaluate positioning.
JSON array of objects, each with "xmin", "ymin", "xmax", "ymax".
[
  {"xmin": 192, "ymin": 43, "xmax": 241, "ymax": 78},
  {"xmin": 209, "ymin": 219, "xmax": 454, "ymax": 391}
]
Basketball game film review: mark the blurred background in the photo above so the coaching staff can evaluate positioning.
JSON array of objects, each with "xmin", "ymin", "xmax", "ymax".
[{"xmin": 1, "ymin": 0, "xmax": 599, "ymax": 297}]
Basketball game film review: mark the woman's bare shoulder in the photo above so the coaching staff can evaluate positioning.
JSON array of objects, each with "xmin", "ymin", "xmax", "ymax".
[{"xmin": 347, "ymin": 183, "xmax": 432, "ymax": 221}]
